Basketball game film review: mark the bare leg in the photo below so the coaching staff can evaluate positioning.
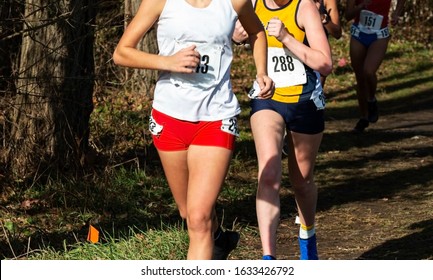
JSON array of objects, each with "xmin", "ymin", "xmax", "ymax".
[
  {"xmin": 158, "ymin": 143, "xmax": 237, "ymax": 259},
  {"xmin": 250, "ymin": 109, "xmax": 285, "ymax": 258},
  {"xmin": 157, "ymin": 150, "xmax": 189, "ymax": 219},
  {"xmin": 285, "ymin": 131, "xmax": 322, "ymax": 228},
  {"xmin": 350, "ymin": 37, "xmax": 369, "ymax": 120},
  {"xmin": 363, "ymin": 37, "xmax": 390, "ymax": 101},
  {"xmin": 171, "ymin": 145, "xmax": 231, "ymax": 259},
  {"xmin": 350, "ymin": 36, "xmax": 390, "ymax": 121}
]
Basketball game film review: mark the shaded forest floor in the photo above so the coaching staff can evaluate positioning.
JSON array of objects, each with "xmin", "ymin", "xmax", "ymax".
[
  {"xmin": 228, "ymin": 101, "xmax": 433, "ymax": 260},
  {"xmin": 224, "ymin": 42, "xmax": 433, "ymax": 260}
]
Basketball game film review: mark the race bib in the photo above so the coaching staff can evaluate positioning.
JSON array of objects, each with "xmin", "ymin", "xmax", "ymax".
[
  {"xmin": 310, "ymin": 72, "xmax": 325, "ymax": 110},
  {"xmin": 268, "ymin": 47, "xmax": 307, "ymax": 88},
  {"xmin": 359, "ymin": 10, "xmax": 383, "ymax": 33},
  {"xmin": 170, "ymin": 42, "xmax": 223, "ymax": 89},
  {"xmin": 221, "ymin": 117, "xmax": 239, "ymax": 137},
  {"xmin": 247, "ymin": 80, "xmax": 261, "ymax": 99},
  {"xmin": 310, "ymin": 89, "xmax": 325, "ymax": 110}
]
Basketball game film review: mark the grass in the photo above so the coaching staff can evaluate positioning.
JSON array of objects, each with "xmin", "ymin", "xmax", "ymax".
[
  {"xmin": 25, "ymin": 225, "xmax": 189, "ymax": 260},
  {"xmin": 1, "ymin": 30, "xmax": 433, "ymax": 260}
]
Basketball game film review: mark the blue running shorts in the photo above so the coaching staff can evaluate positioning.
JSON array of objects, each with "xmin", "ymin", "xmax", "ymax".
[
  {"xmin": 250, "ymin": 97, "xmax": 324, "ymax": 135},
  {"xmin": 350, "ymin": 24, "xmax": 390, "ymax": 48}
]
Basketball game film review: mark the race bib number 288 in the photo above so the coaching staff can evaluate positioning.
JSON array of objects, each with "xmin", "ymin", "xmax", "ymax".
[{"xmin": 268, "ymin": 47, "xmax": 307, "ymax": 88}]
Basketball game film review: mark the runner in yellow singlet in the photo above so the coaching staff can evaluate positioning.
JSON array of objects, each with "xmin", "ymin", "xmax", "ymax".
[{"xmin": 233, "ymin": 0, "xmax": 332, "ymax": 260}]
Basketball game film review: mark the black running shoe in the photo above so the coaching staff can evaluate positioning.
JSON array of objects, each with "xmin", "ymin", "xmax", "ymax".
[
  {"xmin": 353, "ymin": 118, "xmax": 369, "ymax": 133},
  {"xmin": 212, "ymin": 230, "xmax": 240, "ymax": 260},
  {"xmin": 367, "ymin": 100, "xmax": 379, "ymax": 123}
]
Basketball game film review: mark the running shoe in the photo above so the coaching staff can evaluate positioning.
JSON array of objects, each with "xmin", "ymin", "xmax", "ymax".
[
  {"xmin": 298, "ymin": 234, "xmax": 318, "ymax": 260},
  {"xmin": 353, "ymin": 118, "xmax": 369, "ymax": 133},
  {"xmin": 367, "ymin": 99, "xmax": 379, "ymax": 123},
  {"xmin": 262, "ymin": 255, "xmax": 276, "ymax": 260},
  {"xmin": 212, "ymin": 230, "xmax": 240, "ymax": 260}
]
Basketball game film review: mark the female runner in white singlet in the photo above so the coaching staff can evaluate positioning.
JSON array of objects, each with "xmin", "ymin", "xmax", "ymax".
[{"xmin": 113, "ymin": 0, "xmax": 274, "ymax": 260}]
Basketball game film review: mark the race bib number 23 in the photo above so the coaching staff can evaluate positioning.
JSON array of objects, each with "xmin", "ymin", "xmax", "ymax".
[{"xmin": 170, "ymin": 42, "xmax": 223, "ymax": 89}]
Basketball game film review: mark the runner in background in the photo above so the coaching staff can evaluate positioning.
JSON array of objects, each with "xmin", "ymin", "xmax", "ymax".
[
  {"xmin": 345, "ymin": 0, "xmax": 406, "ymax": 132},
  {"xmin": 315, "ymin": 0, "xmax": 342, "ymax": 87}
]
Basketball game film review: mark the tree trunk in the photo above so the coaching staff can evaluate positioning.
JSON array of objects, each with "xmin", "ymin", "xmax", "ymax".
[
  {"xmin": 6, "ymin": 0, "xmax": 95, "ymax": 180},
  {"xmin": 0, "ymin": 1, "xmax": 23, "ymax": 167},
  {"xmin": 0, "ymin": 1, "xmax": 21, "ymax": 95},
  {"xmin": 124, "ymin": 0, "xmax": 158, "ymax": 99}
]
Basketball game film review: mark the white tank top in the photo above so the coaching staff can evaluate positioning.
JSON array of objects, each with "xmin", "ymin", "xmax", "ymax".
[{"xmin": 152, "ymin": 0, "xmax": 241, "ymax": 122}]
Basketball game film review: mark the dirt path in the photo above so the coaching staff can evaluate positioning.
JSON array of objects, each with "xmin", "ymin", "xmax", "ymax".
[
  {"xmin": 317, "ymin": 104, "xmax": 433, "ymax": 260},
  {"xmin": 231, "ymin": 98, "xmax": 433, "ymax": 260}
]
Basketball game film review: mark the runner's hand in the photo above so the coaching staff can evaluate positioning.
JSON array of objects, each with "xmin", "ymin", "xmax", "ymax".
[
  {"xmin": 255, "ymin": 74, "xmax": 275, "ymax": 99},
  {"xmin": 168, "ymin": 45, "xmax": 200, "ymax": 73},
  {"xmin": 267, "ymin": 17, "xmax": 290, "ymax": 42},
  {"xmin": 232, "ymin": 20, "xmax": 248, "ymax": 44}
]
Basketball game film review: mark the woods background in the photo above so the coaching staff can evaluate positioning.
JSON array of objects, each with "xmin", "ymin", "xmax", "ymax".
[{"xmin": 0, "ymin": 0, "xmax": 432, "ymax": 184}]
